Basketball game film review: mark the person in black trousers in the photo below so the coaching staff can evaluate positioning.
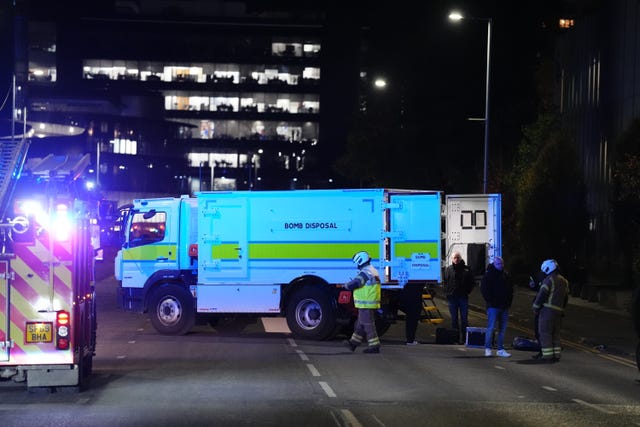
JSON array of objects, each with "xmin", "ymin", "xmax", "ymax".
[
  {"xmin": 443, "ymin": 251, "xmax": 475, "ymax": 343},
  {"xmin": 402, "ymin": 283, "xmax": 424, "ymax": 345}
]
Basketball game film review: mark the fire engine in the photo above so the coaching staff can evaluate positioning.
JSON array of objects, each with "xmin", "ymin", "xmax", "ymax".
[
  {"xmin": 115, "ymin": 189, "xmax": 501, "ymax": 339},
  {"xmin": 0, "ymin": 139, "xmax": 97, "ymax": 389}
]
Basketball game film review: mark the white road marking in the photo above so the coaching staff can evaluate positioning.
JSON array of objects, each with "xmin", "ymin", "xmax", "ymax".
[
  {"xmin": 306, "ymin": 363, "xmax": 320, "ymax": 377},
  {"xmin": 128, "ymin": 340, "xmax": 136, "ymax": 344},
  {"xmin": 340, "ymin": 409, "xmax": 363, "ymax": 427},
  {"xmin": 572, "ymin": 398, "xmax": 616, "ymax": 414},
  {"xmin": 287, "ymin": 338, "xmax": 297, "ymax": 347},
  {"xmin": 319, "ymin": 381, "xmax": 337, "ymax": 398},
  {"xmin": 494, "ymin": 365, "xmax": 506, "ymax": 370},
  {"xmin": 116, "ymin": 355, "xmax": 126, "ymax": 359},
  {"xmin": 329, "ymin": 410, "xmax": 342, "ymax": 426},
  {"xmin": 542, "ymin": 386, "xmax": 557, "ymax": 392},
  {"xmin": 371, "ymin": 414, "xmax": 386, "ymax": 426},
  {"xmin": 296, "ymin": 349, "xmax": 309, "ymax": 361}
]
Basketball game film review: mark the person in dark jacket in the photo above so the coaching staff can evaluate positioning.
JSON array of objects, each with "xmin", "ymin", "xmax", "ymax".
[
  {"xmin": 443, "ymin": 251, "xmax": 475, "ymax": 343},
  {"xmin": 481, "ymin": 256, "xmax": 513, "ymax": 357}
]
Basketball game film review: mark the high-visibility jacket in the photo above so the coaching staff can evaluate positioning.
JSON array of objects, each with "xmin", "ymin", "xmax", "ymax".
[
  {"xmin": 344, "ymin": 264, "xmax": 381, "ymax": 309},
  {"xmin": 532, "ymin": 272, "xmax": 569, "ymax": 312}
]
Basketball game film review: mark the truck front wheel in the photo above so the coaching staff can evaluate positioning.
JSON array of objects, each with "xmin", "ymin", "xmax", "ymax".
[
  {"xmin": 148, "ymin": 283, "xmax": 195, "ymax": 335},
  {"xmin": 286, "ymin": 287, "xmax": 337, "ymax": 340}
]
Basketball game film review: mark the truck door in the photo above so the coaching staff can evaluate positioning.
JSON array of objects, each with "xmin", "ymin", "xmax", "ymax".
[
  {"xmin": 0, "ymin": 259, "xmax": 9, "ymax": 361},
  {"xmin": 198, "ymin": 197, "xmax": 248, "ymax": 280},
  {"xmin": 445, "ymin": 194, "xmax": 502, "ymax": 277},
  {"xmin": 388, "ymin": 192, "xmax": 442, "ymax": 283},
  {"xmin": 120, "ymin": 208, "xmax": 177, "ymax": 289}
]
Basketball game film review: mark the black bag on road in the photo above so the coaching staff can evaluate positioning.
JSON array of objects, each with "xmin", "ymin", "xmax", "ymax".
[{"xmin": 512, "ymin": 336, "xmax": 540, "ymax": 351}]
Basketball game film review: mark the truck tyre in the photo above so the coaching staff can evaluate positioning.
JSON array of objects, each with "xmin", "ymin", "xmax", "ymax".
[
  {"xmin": 286, "ymin": 287, "xmax": 337, "ymax": 340},
  {"xmin": 149, "ymin": 283, "xmax": 195, "ymax": 335}
]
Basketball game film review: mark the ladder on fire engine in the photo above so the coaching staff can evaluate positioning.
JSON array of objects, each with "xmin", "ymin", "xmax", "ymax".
[
  {"xmin": 420, "ymin": 287, "xmax": 444, "ymax": 324},
  {"xmin": 0, "ymin": 138, "xmax": 30, "ymax": 219}
]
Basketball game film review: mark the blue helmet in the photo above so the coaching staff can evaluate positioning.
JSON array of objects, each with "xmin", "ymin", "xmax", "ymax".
[
  {"xmin": 352, "ymin": 251, "xmax": 371, "ymax": 268},
  {"xmin": 540, "ymin": 259, "xmax": 558, "ymax": 275}
]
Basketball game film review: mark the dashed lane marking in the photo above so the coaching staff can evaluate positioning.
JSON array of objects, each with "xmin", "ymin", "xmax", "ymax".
[
  {"xmin": 296, "ymin": 349, "xmax": 309, "ymax": 361},
  {"xmin": 319, "ymin": 381, "xmax": 337, "ymax": 398},
  {"xmin": 306, "ymin": 363, "xmax": 320, "ymax": 377},
  {"xmin": 542, "ymin": 386, "xmax": 557, "ymax": 392},
  {"xmin": 287, "ymin": 338, "xmax": 297, "ymax": 347}
]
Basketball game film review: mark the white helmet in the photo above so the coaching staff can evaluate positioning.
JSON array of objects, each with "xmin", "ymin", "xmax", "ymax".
[
  {"xmin": 541, "ymin": 259, "xmax": 558, "ymax": 275},
  {"xmin": 352, "ymin": 251, "xmax": 371, "ymax": 268}
]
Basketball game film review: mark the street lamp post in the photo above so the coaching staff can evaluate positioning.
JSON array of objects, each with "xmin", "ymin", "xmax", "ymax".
[{"xmin": 449, "ymin": 11, "xmax": 492, "ymax": 194}]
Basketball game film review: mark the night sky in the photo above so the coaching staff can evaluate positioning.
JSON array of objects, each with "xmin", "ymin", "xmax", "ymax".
[
  {"xmin": 0, "ymin": 0, "xmax": 568, "ymax": 192},
  {"xmin": 323, "ymin": 0, "xmax": 565, "ymax": 191}
]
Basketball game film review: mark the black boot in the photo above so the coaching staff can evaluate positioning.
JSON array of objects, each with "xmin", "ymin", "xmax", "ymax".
[{"xmin": 363, "ymin": 346, "xmax": 380, "ymax": 354}]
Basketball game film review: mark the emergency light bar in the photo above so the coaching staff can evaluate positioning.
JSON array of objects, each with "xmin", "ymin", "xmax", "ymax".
[{"xmin": 14, "ymin": 198, "xmax": 73, "ymax": 241}]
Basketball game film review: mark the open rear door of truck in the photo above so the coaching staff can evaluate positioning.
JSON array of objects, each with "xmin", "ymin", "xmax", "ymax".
[
  {"xmin": 387, "ymin": 191, "xmax": 442, "ymax": 284},
  {"xmin": 445, "ymin": 194, "xmax": 502, "ymax": 277}
]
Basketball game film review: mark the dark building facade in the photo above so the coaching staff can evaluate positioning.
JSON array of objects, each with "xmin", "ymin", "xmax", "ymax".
[
  {"xmin": 555, "ymin": 0, "xmax": 640, "ymax": 284},
  {"xmin": 5, "ymin": 1, "xmax": 360, "ymax": 202}
]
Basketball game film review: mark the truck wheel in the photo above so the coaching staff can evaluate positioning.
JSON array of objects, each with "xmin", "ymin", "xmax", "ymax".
[
  {"xmin": 286, "ymin": 287, "xmax": 337, "ymax": 340},
  {"xmin": 149, "ymin": 284, "xmax": 195, "ymax": 335}
]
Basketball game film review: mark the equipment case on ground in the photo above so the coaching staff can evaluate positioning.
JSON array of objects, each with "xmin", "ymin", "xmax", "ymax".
[{"xmin": 465, "ymin": 327, "xmax": 493, "ymax": 348}]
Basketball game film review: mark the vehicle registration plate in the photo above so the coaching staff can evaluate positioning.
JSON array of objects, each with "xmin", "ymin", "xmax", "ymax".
[{"xmin": 25, "ymin": 322, "xmax": 53, "ymax": 343}]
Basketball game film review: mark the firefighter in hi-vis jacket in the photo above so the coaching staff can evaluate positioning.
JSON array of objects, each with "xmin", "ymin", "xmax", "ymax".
[
  {"xmin": 532, "ymin": 259, "xmax": 570, "ymax": 362},
  {"xmin": 341, "ymin": 251, "xmax": 382, "ymax": 354}
]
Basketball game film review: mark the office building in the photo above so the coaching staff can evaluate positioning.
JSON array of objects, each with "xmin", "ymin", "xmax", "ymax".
[{"xmin": 8, "ymin": 1, "xmax": 359, "ymax": 200}]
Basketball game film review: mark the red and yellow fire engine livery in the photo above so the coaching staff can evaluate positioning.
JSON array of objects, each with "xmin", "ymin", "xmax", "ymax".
[{"xmin": 0, "ymin": 198, "xmax": 96, "ymax": 388}]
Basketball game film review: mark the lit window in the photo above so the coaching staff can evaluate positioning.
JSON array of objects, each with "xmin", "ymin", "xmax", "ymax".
[{"xmin": 559, "ymin": 18, "xmax": 574, "ymax": 29}]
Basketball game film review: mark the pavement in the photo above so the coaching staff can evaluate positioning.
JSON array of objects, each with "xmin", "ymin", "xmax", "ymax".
[{"xmin": 425, "ymin": 284, "xmax": 639, "ymax": 369}]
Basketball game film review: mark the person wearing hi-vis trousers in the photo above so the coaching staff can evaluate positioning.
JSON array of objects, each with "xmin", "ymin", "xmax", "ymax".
[
  {"xmin": 532, "ymin": 259, "xmax": 569, "ymax": 362},
  {"xmin": 340, "ymin": 251, "xmax": 382, "ymax": 354}
]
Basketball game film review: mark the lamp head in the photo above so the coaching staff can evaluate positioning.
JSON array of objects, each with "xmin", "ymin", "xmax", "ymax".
[{"xmin": 448, "ymin": 11, "xmax": 464, "ymax": 22}]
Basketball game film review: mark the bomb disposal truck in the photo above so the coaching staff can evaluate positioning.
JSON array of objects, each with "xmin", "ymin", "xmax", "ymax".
[
  {"xmin": 0, "ymin": 142, "xmax": 97, "ymax": 389},
  {"xmin": 115, "ymin": 189, "xmax": 501, "ymax": 339}
]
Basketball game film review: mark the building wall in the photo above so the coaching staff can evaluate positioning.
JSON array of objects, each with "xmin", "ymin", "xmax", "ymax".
[{"xmin": 556, "ymin": 0, "xmax": 640, "ymax": 282}]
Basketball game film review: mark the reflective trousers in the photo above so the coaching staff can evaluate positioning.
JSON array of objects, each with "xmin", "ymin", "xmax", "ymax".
[
  {"xmin": 538, "ymin": 307, "xmax": 563, "ymax": 360},
  {"xmin": 349, "ymin": 308, "xmax": 380, "ymax": 348}
]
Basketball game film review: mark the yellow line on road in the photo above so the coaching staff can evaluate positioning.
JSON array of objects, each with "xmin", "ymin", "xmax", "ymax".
[{"xmin": 468, "ymin": 307, "xmax": 637, "ymax": 369}]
